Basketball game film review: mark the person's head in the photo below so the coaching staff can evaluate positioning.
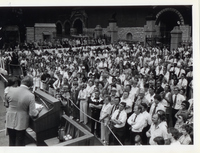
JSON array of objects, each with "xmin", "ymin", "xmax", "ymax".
[
  {"xmin": 133, "ymin": 105, "xmax": 142, "ymax": 115},
  {"xmin": 111, "ymin": 87, "xmax": 117, "ymax": 95},
  {"xmin": 180, "ymin": 124, "xmax": 191, "ymax": 136},
  {"xmin": 7, "ymin": 76, "xmax": 19, "ymax": 87},
  {"xmin": 180, "ymin": 88, "xmax": 185, "ymax": 96},
  {"xmin": 114, "ymin": 96, "xmax": 120, "ymax": 105},
  {"xmin": 122, "ymin": 91, "xmax": 129, "ymax": 99},
  {"xmin": 21, "ymin": 76, "xmax": 33, "ymax": 88},
  {"xmin": 125, "ymin": 84, "xmax": 132, "ymax": 92},
  {"xmin": 135, "ymin": 135, "xmax": 142, "ymax": 144},
  {"xmin": 153, "ymin": 136, "xmax": 165, "ymax": 145},
  {"xmin": 177, "ymin": 113, "xmax": 187, "ymax": 123},
  {"xmin": 119, "ymin": 102, "xmax": 126, "ymax": 111},
  {"xmin": 154, "ymin": 94, "xmax": 161, "ymax": 104},
  {"xmin": 140, "ymin": 103, "xmax": 148, "ymax": 112},
  {"xmin": 181, "ymin": 100, "xmax": 190, "ymax": 110},
  {"xmin": 104, "ymin": 95, "xmax": 111, "ymax": 104},
  {"xmin": 173, "ymin": 87, "xmax": 179, "ymax": 95},
  {"xmin": 138, "ymin": 89, "xmax": 145, "ymax": 98},
  {"xmin": 149, "ymin": 86, "xmax": 155, "ymax": 95},
  {"xmin": 94, "ymin": 91, "xmax": 100, "ymax": 98},
  {"xmin": 164, "ymin": 84, "xmax": 171, "ymax": 92},
  {"xmin": 88, "ymin": 79, "xmax": 94, "ymax": 87},
  {"xmin": 168, "ymin": 127, "xmax": 180, "ymax": 141},
  {"xmin": 132, "ymin": 80, "xmax": 137, "ymax": 87}
]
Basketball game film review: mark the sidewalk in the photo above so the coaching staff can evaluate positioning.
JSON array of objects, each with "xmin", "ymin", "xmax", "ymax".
[{"xmin": 0, "ymin": 80, "xmax": 9, "ymax": 146}]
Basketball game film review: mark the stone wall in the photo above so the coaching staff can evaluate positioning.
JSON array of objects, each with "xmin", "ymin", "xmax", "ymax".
[
  {"xmin": 180, "ymin": 25, "xmax": 192, "ymax": 42},
  {"xmin": 26, "ymin": 27, "xmax": 34, "ymax": 43},
  {"xmin": 118, "ymin": 27, "xmax": 145, "ymax": 42}
]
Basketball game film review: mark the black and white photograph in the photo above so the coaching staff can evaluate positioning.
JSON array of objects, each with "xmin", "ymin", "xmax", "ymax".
[{"xmin": 0, "ymin": 0, "xmax": 199, "ymax": 153}]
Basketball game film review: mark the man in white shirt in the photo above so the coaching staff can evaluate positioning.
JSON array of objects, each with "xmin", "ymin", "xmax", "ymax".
[
  {"xmin": 127, "ymin": 105, "xmax": 145, "ymax": 145},
  {"xmin": 149, "ymin": 94, "xmax": 166, "ymax": 117},
  {"xmin": 140, "ymin": 103, "xmax": 152, "ymax": 145},
  {"xmin": 146, "ymin": 110, "xmax": 168, "ymax": 145},
  {"xmin": 177, "ymin": 73, "xmax": 188, "ymax": 90},
  {"xmin": 172, "ymin": 86, "xmax": 185, "ymax": 126},
  {"xmin": 110, "ymin": 102, "xmax": 127, "ymax": 145}
]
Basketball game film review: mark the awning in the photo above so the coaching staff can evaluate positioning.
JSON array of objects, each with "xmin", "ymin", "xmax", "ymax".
[{"xmin": 43, "ymin": 32, "xmax": 51, "ymax": 35}]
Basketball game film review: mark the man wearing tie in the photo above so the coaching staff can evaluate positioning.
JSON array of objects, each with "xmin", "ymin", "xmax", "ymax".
[
  {"xmin": 149, "ymin": 94, "xmax": 165, "ymax": 116},
  {"xmin": 172, "ymin": 87, "xmax": 185, "ymax": 126},
  {"xmin": 127, "ymin": 105, "xmax": 145, "ymax": 145},
  {"xmin": 110, "ymin": 102, "xmax": 127, "ymax": 145}
]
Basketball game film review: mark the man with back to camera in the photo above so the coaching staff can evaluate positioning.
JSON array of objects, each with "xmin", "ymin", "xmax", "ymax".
[{"xmin": 5, "ymin": 76, "xmax": 42, "ymax": 146}]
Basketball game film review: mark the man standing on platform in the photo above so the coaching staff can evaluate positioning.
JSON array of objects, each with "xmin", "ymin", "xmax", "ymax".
[
  {"xmin": 109, "ymin": 102, "xmax": 127, "ymax": 145},
  {"xmin": 5, "ymin": 76, "xmax": 42, "ymax": 146}
]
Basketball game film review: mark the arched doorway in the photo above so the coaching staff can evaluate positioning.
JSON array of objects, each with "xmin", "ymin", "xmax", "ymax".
[
  {"xmin": 56, "ymin": 22, "xmax": 62, "ymax": 35},
  {"xmin": 64, "ymin": 22, "xmax": 70, "ymax": 36},
  {"xmin": 126, "ymin": 33, "xmax": 132, "ymax": 41},
  {"xmin": 73, "ymin": 19, "xmax": 83, "ymax": 35},
  {"xmin": 156, "ymin": 9, "xmax": 182, "ymax": 46}
]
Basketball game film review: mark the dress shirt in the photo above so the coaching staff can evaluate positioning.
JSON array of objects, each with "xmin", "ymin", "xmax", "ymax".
[
  {"xmin": 172, "ymin": 94, "xmax": 185, "ymax": 110},
  {"xmin": 111, "ymin": 109, "xmax": 127, "ymax": 128},
  {"xmin": 178, "ymin": 134, "xmax": 191, "ymax": 145},
  {"xmin": 100, "ymin": 103, "xmax": 112, "ymax": 122},
  {"xmin": 78, "ymin": 89, "xmax": 88, "ymax": 100},
  {"xmin": 127, "ymin": 113, "xmax": 145, "ymax": 132},
  {"xmin": 142, "ymin": 111, "xmax": 152, "ymax": 128},
  {"xmin": 148, "ymin": 121, "xmax": 168, "ymax": 145},
  {"xmin": 149, "ymin": 102, "xmax": 165, "ymax": 116},
  {"xmin": 120, "ymin": 97, "xmax": 133, "ymax": 114},
  {"xmin": 178, "ymin": 78, "xmax": 188, "ymax": 89}
]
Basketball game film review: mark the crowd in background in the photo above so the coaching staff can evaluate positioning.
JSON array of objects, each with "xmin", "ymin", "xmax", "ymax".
[{"xmin": 1, "ymin": 39, "xmax": 193, "ymax": 145}]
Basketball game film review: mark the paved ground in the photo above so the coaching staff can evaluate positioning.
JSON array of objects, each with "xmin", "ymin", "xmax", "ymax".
[{"xmin": 0, "ymin": 80, "xmax": 9, "ymax": 146}]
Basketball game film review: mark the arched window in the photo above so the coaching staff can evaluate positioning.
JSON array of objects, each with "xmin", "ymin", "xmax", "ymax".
[
  {"xmin": 56, "ymin": 22, "xmax": 62, "ymax": 35},
  {"xmin": 126, "ymin": 33, "xmax": 132, "ymax": 40}
]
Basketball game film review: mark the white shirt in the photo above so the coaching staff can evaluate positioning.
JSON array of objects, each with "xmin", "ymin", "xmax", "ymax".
[
  {"xmin": 149, "ymin": 102, "xmax": 166, "ymax": 116},
  {"xmin": 127, "ymin": 113, "xmax": 145, "ymax": 132},
  {"xmin": 111, "ymin": 109, "xmax": 127, "ymax": 128},
  {"xmin": 148, "ymin": 121, "xmax": 168, "ymax": 145},
  {"xmin": 78, "ymin": 89, "xmax": 88, "ymax": 100},
  {"xmin": 178, "ymin": 78, "xmax": 188, "ymax": 89},
  {"xmin": 100, "ymin": 103, "xmax": 112, "ymax": 122},
  {"xmin": 120, "ymin": 97, "xmax": 133, "ymax": 114},
  {"xmin": 172, "ymin": 94, "xmax": 185, "ymax": 110},
  {"xmin": 142, "ymin": 111, "xmax": 152, "ymax": 128}
]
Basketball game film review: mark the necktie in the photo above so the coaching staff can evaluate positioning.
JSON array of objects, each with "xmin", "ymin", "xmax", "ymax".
[
  {"xmin": 152, "ymin": 104, "xmax": 158, "ymax": 116},
  {"xmin": 133, "ymin": 114, "xmax": 138, "ymax": 122},
  {"xmin": 178, "ymin": 69, "xmax": 181, "ymax": 77},
  {"xmin": 116, "ymin": 110, "xmax": 121, "ymax": 120},
  {"xmin": 173, "ymin": 95, "xmax": 177, "ymax": 108}
]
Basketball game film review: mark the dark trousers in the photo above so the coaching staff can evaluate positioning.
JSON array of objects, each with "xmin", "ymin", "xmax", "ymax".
[
  {"xmin": 110, "ymin": 126, "xmax": 125, "ymax": 145},
  {"xmin": 172, "ymin": 108, "xmax": 179, "ymax": 127},
  {"xmin": 90, "ymin": 110, "xmax": 100, "ymax": 137},
  {"xmin": 141, "ymin": 125, "xmax": 150, "ymax": 145},
  {"xmin": 7, "ymin": 128, "xmax": 26, "ymax": 146},
  {"xmin": 130, "ymin": 131, "xmax": 142, "ymax": 145}
]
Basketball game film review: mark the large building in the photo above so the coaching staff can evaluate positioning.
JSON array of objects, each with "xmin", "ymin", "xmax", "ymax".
[{"xmin": 0, "ymin": 6, "xmax": 192, "ymax": 48}]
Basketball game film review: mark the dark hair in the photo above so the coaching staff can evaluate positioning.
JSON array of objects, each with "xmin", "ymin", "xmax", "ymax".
[
  {"xmin": 21, "ymin": 76, "xmax": 33, "ymax": 87},
  {"xmin": 168, "ymin": 127, "xmax": 180, "ymax": 140},
  {"xmin": 7, "ymin": 76, "xmax": 18, "ymax": 87},
  {"xmin": 154, "ymin": 94, "xmax": 162, "ymax": 101},
  {"xmin": 157, "ymin": 110, "xmax": 166, "ymax": 121},
  {"xmin": 181, "ymin": 100, "xmax": 190, "ymax": 110},
  {"xmin": 104, "ymin": 95, "xmax": 111, "ymax": 101},
  {"xmin": 181, "ymin": 124, "xmax": 192, "ymax": 134},
  {"xmin": 153, "ymin": 136, "xmax": 165, "ymax": 145},
  {"xmin": 120, "ymin": 102, "xmax": 126, "ymax": 108},
  {"xmin": 140, "ymin": 102, "xmax": 148, "ymax": 109}
]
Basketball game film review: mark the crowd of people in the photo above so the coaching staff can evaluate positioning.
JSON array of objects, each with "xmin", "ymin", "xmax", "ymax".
[{"xmin": 1, "ymin": 39, "xmax": 193, "ymax": 146}]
